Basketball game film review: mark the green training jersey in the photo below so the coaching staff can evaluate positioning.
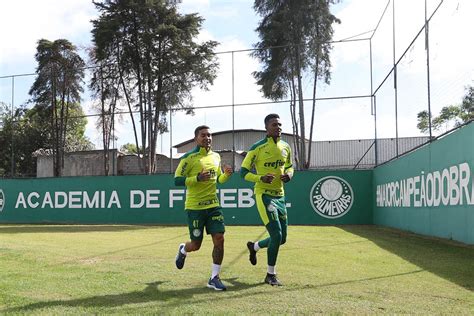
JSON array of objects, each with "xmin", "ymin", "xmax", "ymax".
[
  {"xmin": 174, "ymin": 146, "xmax": 230, "ymax": 210},
  {"xmin": 240, "ymin": 136, "xmax": 294, "ymax": 197}
]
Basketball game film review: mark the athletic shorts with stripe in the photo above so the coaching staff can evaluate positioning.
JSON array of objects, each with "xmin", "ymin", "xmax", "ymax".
[
  {"xmin": 255, "ymin": 194, "xmax": 287, "ymax": 226},
  {"xmin": 186, "ymin": 207, "xmax": 225, "ymax": 241}
]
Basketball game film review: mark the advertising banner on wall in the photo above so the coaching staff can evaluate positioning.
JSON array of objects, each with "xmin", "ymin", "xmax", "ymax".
[
  {"xmin": 0, "ymin": 170, "xmax": 372, "ymax": 225},
  {"xmin": 373, "ymin": 122, "xmax": 474, "ymax": 244}
]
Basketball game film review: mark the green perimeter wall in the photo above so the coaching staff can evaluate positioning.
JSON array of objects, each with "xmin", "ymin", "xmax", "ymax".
[
  {"xmin": 373, "ymin": 122, "xmax": 474, "ymax": 244},
  {"xmin": 0, "ymin": 171, "xmax": 372, "ymax": 225},
  {"xmin": 1, "ymin": 123, "xmax": 471, "ymax": 244}
]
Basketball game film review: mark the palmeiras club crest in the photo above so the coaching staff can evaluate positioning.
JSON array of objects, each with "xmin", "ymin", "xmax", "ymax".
[
  {"xmin": 309, "ymin": 176, "xmax": 354, "ymax": 219},
  {"xmin": 0, "ymin": 189, "xmax": 5, "ymax": 212}
]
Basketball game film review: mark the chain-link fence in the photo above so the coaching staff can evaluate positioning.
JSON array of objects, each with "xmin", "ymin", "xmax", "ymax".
[{"xmin": 1, "ymin": 0, "xmax": 472, "ymax": 178}]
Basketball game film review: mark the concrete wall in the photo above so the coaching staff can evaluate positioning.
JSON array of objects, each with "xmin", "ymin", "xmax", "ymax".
[
  {"xmin": 117, "ymin": 154, "xmax": 180, "ymax": 175},
  {"xmin": 36, "ymin": 151, "xmax": 236, "ymax": 177},
  {"xmin": 37, "ymin": 150, "xmax": 118, "ymax": 177}
]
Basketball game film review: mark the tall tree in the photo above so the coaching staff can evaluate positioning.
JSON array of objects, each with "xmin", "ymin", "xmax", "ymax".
[
  {"xmin": 253, "ymin": 0, "xmax": 340, "ymax": 169},
  {"xmin": 0, "ymin": 102, "xmax": 16, "ymax": 177},
  {"xmin": 417, "ymin": 86, "xmax": 474, "ymax": 134},
  {"xmin": 91, "ymin": 0, "xmax": 219, "ymax": 174},
  {"xmin": 29, "ymin": 39, "xmax": 86, "ymax": 176},
  {"xmin": 89, "ymin": 49, "xmax": 121, "ymax": 175}
]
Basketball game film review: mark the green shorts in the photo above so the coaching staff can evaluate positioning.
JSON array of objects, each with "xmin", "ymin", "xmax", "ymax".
[
  {"xmin": 186, "ymin": 207, "xmax": 225, "ymax": 241},
  {"xmin": 255, "ymin": 194, "xmax": 287, "ymax": 226}
]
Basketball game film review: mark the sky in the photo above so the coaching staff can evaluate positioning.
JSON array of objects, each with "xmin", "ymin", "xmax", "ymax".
[{"xmin": 1, "ymin": 0, "xmax": 473, "ymax": 155}]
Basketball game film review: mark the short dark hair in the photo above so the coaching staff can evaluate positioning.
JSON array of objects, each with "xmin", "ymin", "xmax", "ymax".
[
  {"xmin": 264, "ymin": 113, "xmax": 280, "ymax": 126},
  {"xmin": 194, "ymin": 125, "xmax": 210, "ymax": 137}
]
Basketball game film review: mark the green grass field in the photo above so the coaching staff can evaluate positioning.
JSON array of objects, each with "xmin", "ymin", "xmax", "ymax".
[{"xmin": 0, "ymin": 224, "xmax": 473, "ymax": 314}]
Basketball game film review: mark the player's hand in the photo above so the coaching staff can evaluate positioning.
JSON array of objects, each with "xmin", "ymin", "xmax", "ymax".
[
  {"xmin": 223, "ymin": 165, "xmax": 233, "ymax": 176},
  {"xmin": 280, "ymin": 173, "xmax": 292, "ymax": 183},
  {"xmin": 260, "ymin": 173, "xmax": 275, "ymax": 184},
  {"xmin": 197, "ymin": 169, "xmax": 211, "ymax": 182}
]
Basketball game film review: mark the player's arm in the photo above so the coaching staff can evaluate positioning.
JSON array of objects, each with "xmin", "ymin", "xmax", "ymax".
[
  {"xmin": 240, "ymin": 149, "xmax": 262, "ymax": 183},
  {"xmin": 280, "ymin": 147, "xmax": 294, "ymax": 183},
  {"xmin": 174, "ymin": 156, "xmax": 200, "ymax": 187},
  {"xmin": 217, "ymin": 159, "xmax": 232, "ymax": 184}
]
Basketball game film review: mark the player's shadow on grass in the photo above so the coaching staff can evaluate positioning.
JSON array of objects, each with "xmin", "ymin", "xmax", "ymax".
[
  {"xmin": 4, "ymin": 270, "xmax": 434, "ymax": 313},
  {"xmin": 4, "ymin": 278, "xmax": 264, "ymax": 313},
  {"xmin": 341, "ymin": 225, "xmax": 474, "ymax": 291},
  {"xmin": 0, "ymin": 224, "xmax": 159, "ymax": 234}
]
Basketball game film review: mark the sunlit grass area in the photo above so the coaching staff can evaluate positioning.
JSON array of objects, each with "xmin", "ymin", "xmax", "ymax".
[{"xmin": 0, "ymin": 225, "xmax": 473, "ymax": 314}]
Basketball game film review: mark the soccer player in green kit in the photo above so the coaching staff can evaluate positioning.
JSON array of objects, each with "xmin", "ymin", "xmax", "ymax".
[
  {"xmin": 241, "ymin": 113, "xmax": 294, "ymax": 286},
  {"xmin": 174, "ymin": 125, "xmax": 233, "ymax": 291}
]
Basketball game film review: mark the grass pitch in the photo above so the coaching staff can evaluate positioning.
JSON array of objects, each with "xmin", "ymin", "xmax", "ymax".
[{"xmin": 0, "ymin": 224, "xmax": 473, "ymax": 314}]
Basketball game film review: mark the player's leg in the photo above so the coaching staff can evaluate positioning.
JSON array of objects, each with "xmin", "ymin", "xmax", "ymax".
[
  {"xmin": 279, "ymin": 198, "xmax": 288, "ymax": 246},
  {"xmin": 175, "ymin": 210, "xmax": 204, "ymax": 269},
  {"xmin": 266, "ymin": 195, "xmax": 287, "ymax": 263},
  {"xmin": 263, "ymin": 219, "xmax": 283, "ymax": 286},
  {"xmin": 248, "ymin": 194, "xmax": 283, "ymax": 285},
  {"xmin": 206, "ymin": 207, "xmax": 227, "ymax": 291},
  {"xmin": 246, "ymin": 194, "xmax": 274, "ymax": 265},
  {"xmin": 264, "ymin": 196, "xmax": 287, "ymax": 286}
]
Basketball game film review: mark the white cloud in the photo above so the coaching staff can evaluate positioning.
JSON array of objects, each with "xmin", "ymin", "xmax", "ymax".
[
  {"xmin": 0, "ymin": 0, "xmax": 95, "ymax": 65},
  {"xmin": 179, "ymin": 0, "xmax": 211, "ymax": 13}
]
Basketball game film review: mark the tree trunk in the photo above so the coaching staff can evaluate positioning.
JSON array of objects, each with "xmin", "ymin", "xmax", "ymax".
[
  {"xmin": 99, "ymin": 66, "xmax": 109, "ymax": 176},
  {"xmin": 150, "ymin": 41, "xmax": 164, "ymax": 174},
  {"xmin": 307, "ymin": 54, "xmax": 320, "ymax": 169},
  {"xmin": 119, "ymin": 72, "xmax": 143, "ymax": 174},
  {"xmin": 295, "ymin": 46, "xmax": 306, "ymax": 169},
  {"xmin": 289, "ymin": 77, "xmax": 301, "ymax": 170},
  {"xmin": 147, "ymin": 73, "xmax": 153, "ymax": 174}
]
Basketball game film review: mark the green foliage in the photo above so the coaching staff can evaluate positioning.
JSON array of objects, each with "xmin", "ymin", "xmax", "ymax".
[
  {"xmin": 252, "ymin": 0, "xmax": 340, "ymax": 169},
  {"xmin": 253, "ymin": 0, "xmax": 339, "ymax": 99},
  {"xmin": 120, "ymin": 143, "xmax": 139, "ymax": 154},
  {"xmin": 29, "ymin": 39, "xmax": 88, "ymax": 176},
  {"xmin": 91, "ymin": 0, "xmax": 219, "ymax": 174},
  {"xmin": 417, "ymin": 86, "xmax": 474, "ymax": 134},
  {"xmin": 29, "ymin": 39, "xmax": 85, "ymax": 106},
  {"xmin": 416, "ymin": 110, "xmax": 430, "ymax": 133},
  {"xmin": 459, "ymin": 86, "xmax": 474, "ymax": 122},
  {"xmin": 0, "ymin": 103, "xmax": 93, "ymax": 177}
]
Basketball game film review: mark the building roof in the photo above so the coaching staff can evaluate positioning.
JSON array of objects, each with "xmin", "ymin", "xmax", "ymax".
[{"xmin": 173, "ymin": 129, "xmax": 295, "ymax": 148}]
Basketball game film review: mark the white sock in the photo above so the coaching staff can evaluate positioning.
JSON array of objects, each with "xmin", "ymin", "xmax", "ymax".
[
  {"xmin": 254, "ymin": 242, "xmax": 261, "ymax": 251},
  {"xmin": 211, "ymin": 263, "xmax": 221, "ymax": 279},
  {"xmin": 267, "ymin": 265, "xmax": 276, "ymax": 275},
  {"xmin": 180, "ymin": 245, "xmax": 187, "ymax": 256}
]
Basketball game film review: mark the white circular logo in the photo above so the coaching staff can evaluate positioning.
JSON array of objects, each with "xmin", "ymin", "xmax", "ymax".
[
  {"xmin": 0, "ymin": 189, "xmax": 4, "ymax": 212},
  {"xmin": 192, "ymin": 229, "xmax": 202, "ymax": 237},
  {"xmin": 309, "ymin": 176, "xmax": 353, "ymax": 219},
  {"xmin": 267, "ymin": 203, "xmax": 277, "ymax": 213}
]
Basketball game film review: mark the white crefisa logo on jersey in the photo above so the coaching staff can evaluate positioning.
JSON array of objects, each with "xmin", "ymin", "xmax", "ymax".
[
  {"xmin": 0, "ymin": 189, "xmax": 4, "ymax": 212},
  {"xmin": 310, "ymin": 176, "xmax": 354, "ymax": 218}
]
